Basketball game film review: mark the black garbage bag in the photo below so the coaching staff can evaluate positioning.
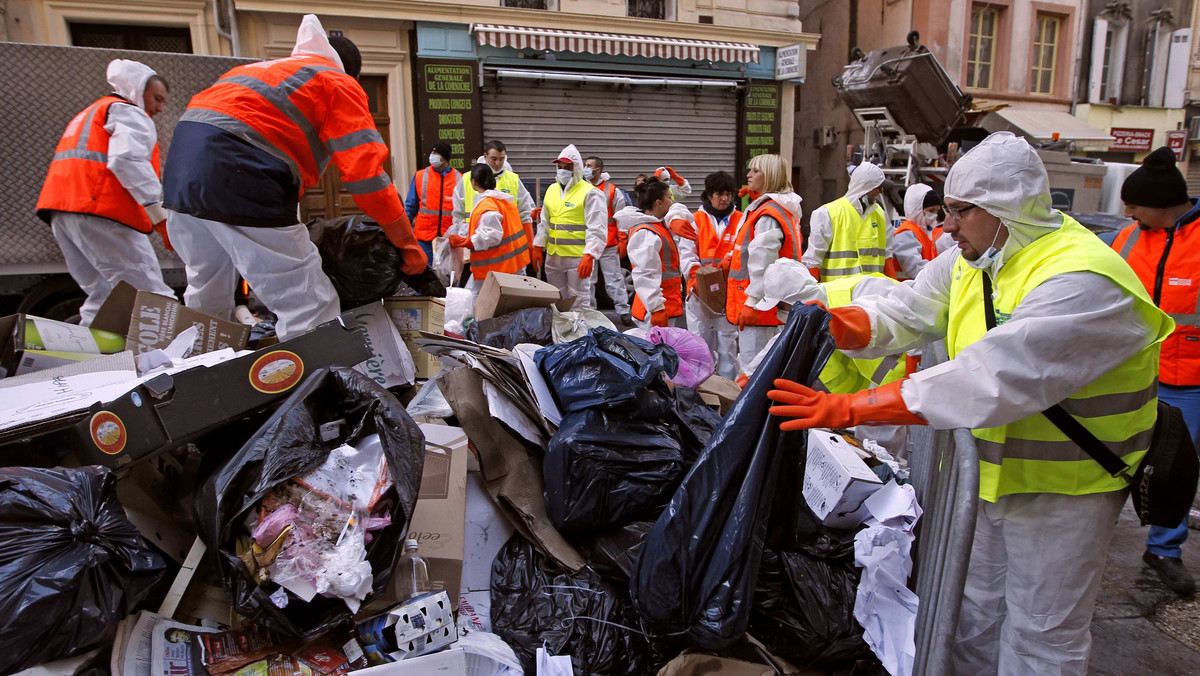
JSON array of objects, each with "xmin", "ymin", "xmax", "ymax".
[
  {"xmin": 669, "ymin": 386, "xmax": 725, "ymax": 463},
  {"xmin": 750, "ymin": 539, "xmax": 870, "ymax": 669},
  {"xmin": 544, "ymin": 408, "xmax": 685, "ymax": 534},
  {"xmin": 0, "ymin": 466, "xmax": 167, "ymax": 673},
  {"xmin": 573, "ymin": 520, "xmax": 655, "ymax": 582},
  {"xmin": 195, "ymin": 367, "xmax": 425, "ymax": 640},
  {"xmin": 397, "ymin": 266, "xmax": 447, "ymax": 298},
  {"xmin": 535, "ymin": 327, "xmax": 679, "ymax": 415},
  {"xmin": 315, "ymin": 215, "xmax": 405, "ymax": 307},
  {"xmin": 491, "ymin": 535, "xmax": 653, "ymax": 674},
  {"xmin": 247, "ymin": 320, "xmax": 277, "ymax": 349},
  {"xmin": 629, "ymin": 304, "xmax": 836, "ymax": 649},
  {"xmin": 464, "ymin": 307, "xmax": 553, "ymax": 349}
]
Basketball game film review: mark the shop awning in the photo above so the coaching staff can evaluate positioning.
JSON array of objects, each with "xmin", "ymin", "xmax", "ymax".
[
  {"xmin": 472, "ymin": 24, "xmax": 760, "ymax": 64},
  {"xmin": 984, "ymin": 108, "xmax": 1115, "ymax": 146}
]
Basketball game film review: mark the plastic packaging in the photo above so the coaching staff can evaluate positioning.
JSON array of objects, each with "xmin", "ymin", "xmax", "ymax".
[
  {"xmin": 443, "ymin": 287, "xmax": 475, "ymax": 335},
  {"xmin": 490, "ymin": 535, "xmax": 653, "ymax": 674},
  {"xmin": 432, "ymin": 236, "xmax": 465, "ymax": 287},
  {"xmin": 406, "ymin": 377, "xmax": 454, "ymax": 419},
  {"xmin": 544, "ymin": 408, "xmax": 685, "ymax": 534},
  {"xmin": 465, "ymin": 308, "xmax": 554, "ymax": 349},
  {"xmin": 0, "ymin": 466, "xmax": 167, "ymax": 673},
  {"xmin": 551, "ymin": 307, "xmax": 616, "ymax": 344},
  {"xmin": 535, "ymin": 327, "xmax": 679, "ymax": 415},
  {"xmin": 396, "ymin": 539, "xmax": 430, "ymax": 601},
  {"xmin": 195, "ymin": 367, "xmax": 426, "ymax": 640},
  {"xmin": 648, "ymin": 326, "xmax": 714, "ymax": 388},
  {"xmin": 630, "ymin": 304, "xmax": 836, "ymax": 649}
]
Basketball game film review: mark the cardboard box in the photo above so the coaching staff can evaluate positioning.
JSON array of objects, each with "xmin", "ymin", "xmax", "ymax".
[
  {"xmin": 0, "ymin": 314, "xmax": 127, "ymax": 377},
  {"xmin": 699, "ymin": 375, "xmax": 742, "ymax": 415},
  {"xmin": 348, "ymin": 301, "xmax": 416, "ymax": 389},
  {"xmin": 92, "ymin": 281, "xmax": 249, "ymax": 355},
  {"xmin": 407, "ymin": 424, "xmax": 469, "ymax": 607},
  {"xmin": 384, "ymin": 297, "xmax": 445, "ymax": 334},
  {"xmin": 399, "ymin": 331, "xmax": 442, "ymax": 380},
  {"xmin": 63, "ymin": 314, "xmax": 371, "ymax": 469},
  {"xmin": 356, "ymin": 592, "xmax": 456, "ymax": 663},
  {"xmin": 694, "ymin": 265, "xmax": 728, "ymax": 314},
  {"xmin": 803, "ymin": 430, "xmax": 884, "ymax": 528},
  {"xmin": 472, "ymin": 271, "xmax": 573, "ymax": 321}
]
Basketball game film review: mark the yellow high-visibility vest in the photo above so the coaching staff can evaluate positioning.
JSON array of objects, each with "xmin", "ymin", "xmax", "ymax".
[
  {"xmin": 820, "ymin": 196, "xmax": 888, "ymax": 280},
  {"xmin": 543, "ymin": 179, "xmax": 596, "ymax": 257}
]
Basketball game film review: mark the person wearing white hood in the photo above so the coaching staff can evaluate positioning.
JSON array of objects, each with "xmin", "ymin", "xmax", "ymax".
[
  {"xmin": 533, "ymin": 144, "xmax": 607, "ymax": 310},
  {"xmin": 162, "ymin": 16, "xmax": 427, "ymax": 340},
  {"xmin": 613, "ymin": 178, "xmax": 687, "ymax": 329},
  {"xmin": 766, "ymin": 132, "xmax": 1174, "ymax": 674},
  {"xmin": 584, "ymin": 155, "xmax": 633, "ymax": 325},
  {"xmin": 450, "ymin": 140, "xmax": 535, "ymax": 249},
  {"xmin": 448, "ymin": 164, "xmax": 531, "ymax": 296},
  {"xmin": 802, "ymin": 163, "xmax": 887, "ymax": 281},
  {"xmin": 888, "ymin": 183, "xmax": 944, "ymax": 280},
  {"xmin": 35, "ymin": 59, "xmax": 175, "ymax": 326}
]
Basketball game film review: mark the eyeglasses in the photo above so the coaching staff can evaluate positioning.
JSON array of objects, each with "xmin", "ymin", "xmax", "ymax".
[{"xmin": 943, "ymin": 203, "xmax": 978, "ymax": 221}]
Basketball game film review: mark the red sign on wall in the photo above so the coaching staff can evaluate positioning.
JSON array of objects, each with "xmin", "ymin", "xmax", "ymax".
[
  {"xmin": 1109, "ymin": 127, "xmax": 1155, "ymax": 152},
  {"xmin": 1166, "ymin": 130, "xmax": 1188, "ymax": 160}
]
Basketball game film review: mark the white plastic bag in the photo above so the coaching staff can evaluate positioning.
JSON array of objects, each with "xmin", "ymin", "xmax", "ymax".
[
  {"xmin": 432, "ymin": 236, "xmax": 465, "ymax": 287},
  {"xmin": 443, "ymin": 287, "xmax": 475, "ymax": 335},
  {"xmin": 551, "ymin": 307, "xmax": 616, "ymax": 343}
]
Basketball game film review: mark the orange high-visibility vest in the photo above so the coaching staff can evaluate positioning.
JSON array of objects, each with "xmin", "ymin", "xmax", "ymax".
[
  {"xmin": 412, "ymin": 166, "xmax": 458, "ymax": 240},
  {"xmin": 36, "ymin": 95, "xmax": 161, "ymax": 232},
  {"xmin": 630, "ymin": 220, "xmax": 684, "ymax": 320},
  {"xmin": 597, "ymin": 180, "xmax": 620, "ymax": 247},
  {"xmin": 468, "ymin": 196, "xmax": 531, "ymax": 279},
  {"xmin": 1113, "ymin": 217, "xmax": 1200, "ymax": 386},
  {"xmin": 888, "ymin": 218, "xmax": 938, "ymax": 280},
  {"xmin": 725, "ymin": 199, "xmax": 803, "ymax": 326}
]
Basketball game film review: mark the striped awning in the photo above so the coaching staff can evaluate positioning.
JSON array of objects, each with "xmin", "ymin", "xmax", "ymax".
[{"xmin": 472, "ymin": 24, "xmax": 760, "ymax": 64}]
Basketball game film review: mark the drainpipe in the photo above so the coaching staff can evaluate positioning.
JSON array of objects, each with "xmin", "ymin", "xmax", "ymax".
[{"xmin": 213, "ymin": 0, "xmax": 240, "ymax": 57}]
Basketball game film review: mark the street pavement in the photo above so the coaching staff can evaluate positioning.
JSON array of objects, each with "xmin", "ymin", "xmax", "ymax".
[{"xmin": 1089, "ymin": 503, "xmax": 1200, "ymax": 675}]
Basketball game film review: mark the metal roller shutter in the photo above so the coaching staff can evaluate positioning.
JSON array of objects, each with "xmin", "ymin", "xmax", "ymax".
[
  {"xmin": 481, "ymin": 72, "xmax": 740, "ymax": 209},
  {"xmin": 1188, "ymin": 157, "xmax": 1200, "ymax": 197}
]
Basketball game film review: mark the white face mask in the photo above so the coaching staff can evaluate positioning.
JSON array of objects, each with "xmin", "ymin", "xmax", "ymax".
[
  {"xmin": 556, "ymin": 168, "xmax": 573, "ymax": 185},
  {"xmin": 922, "ymin": 212, "xmax": 940, "ymax": 228},
  {"xmin": 966, "ymin": 222, "xmax": 1006, "ymax": 271},
  {"xmin": 429, "ymin": 153, "xmax": 442, "ymax": 167}
]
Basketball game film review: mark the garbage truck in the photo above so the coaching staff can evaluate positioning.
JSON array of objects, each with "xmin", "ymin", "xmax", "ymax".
[{"xmin": 0, "ymin": 42, "xmax": 253, "ymax": 320}]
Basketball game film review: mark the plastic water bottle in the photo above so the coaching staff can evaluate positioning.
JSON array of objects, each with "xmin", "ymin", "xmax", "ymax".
[{"xmin": 397, "ymin": 538, "xmax": 430, "ymax": 600}]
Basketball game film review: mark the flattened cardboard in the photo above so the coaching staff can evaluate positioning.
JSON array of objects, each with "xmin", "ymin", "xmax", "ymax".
[
  {"xmin": 347, "ymin": 301, "xmax": 416, "ymax": 388},
  {"xmin": 407, "ymin": 424, "xmax": 469, "ymax": 607},
  {"xmin": 472, "ymin": 271, "xmax": 574, "ymax": 321},
  {"xmin": 699, "ymin": 374, "xmax": 743, "ymax": 415},
  {"xmin": 92, "ymin": 281, "xmax": 249, "ymax": 355}
]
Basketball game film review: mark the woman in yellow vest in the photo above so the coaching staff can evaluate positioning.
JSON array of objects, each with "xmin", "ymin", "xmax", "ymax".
[
  {"xmin": 448, "ymin": 164, "xmax": 531, "ymax": 297},
  {"xmin": 766, "ymin": 133, "xmax": 1174, "ymax": 674}
]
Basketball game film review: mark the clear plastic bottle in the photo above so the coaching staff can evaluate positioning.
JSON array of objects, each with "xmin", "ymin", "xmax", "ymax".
[{"xmin": 396, "ymin": 538, "xmax": 430, "ymax": 601}]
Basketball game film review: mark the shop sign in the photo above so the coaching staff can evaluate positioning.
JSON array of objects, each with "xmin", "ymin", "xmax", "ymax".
[
  {"xmin": 775, "ymin": 44, "xmax": 805, "ymax": 81},
  {"xmin": 740, "ymin": 81, "xmax": 782, "ymax": 167},
  {"xmin": 1166, "ymin": 130, "xmax": 1187, "ymax": 160},
  {"xmin": 1109, "ymin": 128, "xmax": 1154, "ymax": 152},
  {"xmin": 414, "ymin": 59, "xmax": 482, "ymax": 171}
]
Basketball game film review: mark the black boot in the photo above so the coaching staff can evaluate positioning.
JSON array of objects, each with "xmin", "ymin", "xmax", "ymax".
[{"xmin": 1144, "ymin": 551, "xmax": 1196, "ymax": 596}]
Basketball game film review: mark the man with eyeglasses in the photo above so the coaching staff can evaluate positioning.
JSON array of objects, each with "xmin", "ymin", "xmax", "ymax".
[{"xmin": 766, "ymin": 132, "xmax": 1172, "ymax": 673}]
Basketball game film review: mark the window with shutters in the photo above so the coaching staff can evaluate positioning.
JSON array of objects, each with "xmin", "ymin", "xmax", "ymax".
[
  {"xmin": 966, "ymin": 6, "xmax": 999, "ymax": 89},
  {"xmin": 502, "ymin": 0, "xmax": 548, "ymax": 8},
  {"xmin": 628, "ymin": 0, "xmax": 667, "ymax": 19},
  {"xmin": 69, "ymin": 23, "xmax": 193, "ymax": 53},
  {"xmin": 1031, "ymin": 14, "xmax": 1062, "ymax": 94}
]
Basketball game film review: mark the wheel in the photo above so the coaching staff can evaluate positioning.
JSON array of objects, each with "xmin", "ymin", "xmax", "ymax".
[{"xmin": 35, "ymin": 296, "xmax": 84, "ymax": 324}]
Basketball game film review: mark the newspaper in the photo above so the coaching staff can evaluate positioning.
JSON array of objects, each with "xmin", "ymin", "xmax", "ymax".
[{"xmin": 149, "ymin": 619, "xmax": 218, "ymax": 676}]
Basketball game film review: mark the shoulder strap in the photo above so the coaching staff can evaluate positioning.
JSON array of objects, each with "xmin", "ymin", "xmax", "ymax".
[{"xmin": 981, "ymin": 273, "xmax": 1131, "ymax": 479}]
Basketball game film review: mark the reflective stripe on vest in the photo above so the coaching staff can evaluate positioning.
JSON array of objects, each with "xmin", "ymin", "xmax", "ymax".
[
  {"xmin": 1113, "ymin": 220, "xmax": 1200, "ymax": 386},
  {"xmin": 816, "ymin": 275, "xmax": 906, "ymax": 394},
  {"xmin": 694, "ymin": 209, "xmax": 743, "ymax": 268},
  {"xmin": 464, "ymin": 170, "xmax": 522, "ymax": 212},
  {"xmin": 630, "ymin": 221, "xmax": 684, "ymax": 320},
  {"xmin": 821, "ymin": 196, "xmax": 888, "ymax": 279},
  {"xmin": 543, "ymin": 180, "xmax": 596, "ymax": 257},
  {"xmin": 413, "ymin": 166, "xmax": 457, "ymax": 240},
  {"xmin": 948, "ymin": 215, "xmax": 1174, "ymax": 501},
  {"xmin": 35, "ymin": 95, "xmax": 160, "ymax": 233},
  {"xmin": 725, "ymin": 199, "xmax": 803, "ymax": 327},
  {"xmin": 468, "ymin": 195, "xmax": 531, "ymax": 279}
]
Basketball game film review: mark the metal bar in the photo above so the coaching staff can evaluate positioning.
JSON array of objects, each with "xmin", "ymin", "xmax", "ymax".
[{"xmin": 490, "ymin": 67, "xmax": 741, "ymax": 89}]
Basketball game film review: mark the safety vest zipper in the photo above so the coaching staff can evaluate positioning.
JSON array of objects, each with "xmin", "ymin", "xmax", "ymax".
[{"xmin": 1154, "ymin": 226, "xmax": 1176, "ymax": 305}]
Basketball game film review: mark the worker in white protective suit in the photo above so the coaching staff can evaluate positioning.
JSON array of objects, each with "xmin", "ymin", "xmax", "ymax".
[
  {"xmin": 766, "ymin": 132, "xmax": 1174, "ymax": 675},
  {"xmin": 448, "ymin": 164, "xmax": 531, "ymax": 298},
  {"xmin": 802, "ymin": 162, "xmax": 887, "ymax": 280},
  {"xmin": 449, "ymin": 140, "xmax": 535, "ymax": 243},
  {"xmin": 35, "ymin": 59, "xmax": 175, "ymax": 325},
  {"xmin": 585, "ymin": 156, "xmax": 634, "ymax": 325},
  {"xmin": 679, "ymin": 171, "xmax": 742, "ymax": 379},
  {"xmin": 533, "ymin": 144, "xmax": 608, "ymax": 310},
  {"xmin": 614, "ymin": 178, "xmax": 696, "ymax": 329},
  {"xmin": 888, "ymin": 183, "xmax": 944, "ymax": 280}
]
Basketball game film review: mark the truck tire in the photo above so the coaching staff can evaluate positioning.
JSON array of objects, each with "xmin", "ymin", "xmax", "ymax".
[{"xmin": 18, "ymin": 277, "xmax": 85, "ymax": 323}]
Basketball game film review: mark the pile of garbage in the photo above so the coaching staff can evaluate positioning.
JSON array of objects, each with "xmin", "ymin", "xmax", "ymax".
[{"xmin": 0, "ymin": 263, "xmax": 925, "ymax": 676}]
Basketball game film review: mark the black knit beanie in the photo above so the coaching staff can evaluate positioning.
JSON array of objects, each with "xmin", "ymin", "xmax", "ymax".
[
  {"xmin": 1121, "ymin": 146, "xmax": 1189, "ymax": 208},
  {"xmin": 922, "ymin": 189, "xmax": 942, "ymax": 210},
  {"xmin": 431, "ymin": 142, "xmax": 453, "ymax": 161}
]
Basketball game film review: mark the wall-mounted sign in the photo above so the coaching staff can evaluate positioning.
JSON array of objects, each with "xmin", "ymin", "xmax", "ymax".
[
  {"xmin": 739, "ymin": 81, "xmax": 782, "ymax": 170},
  {"xmin": 414, "ymin": 59, "xmax": 482, "ymax": 171},
  {"xmin": 1109, "ymin": 127, "xmax": 1154, "ymax": 152},
  {"xmin": 775, "ymin": 43, "xmax": 805, "ymax": 81},
  {"xmin": 1166, "ymin": 129, "xmax": 1188, "ymax": 160}
]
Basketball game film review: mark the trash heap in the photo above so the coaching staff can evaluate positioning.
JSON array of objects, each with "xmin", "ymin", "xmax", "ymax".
[{"xmin": 0, "ymin": 267, "xmax": 924, "ymax": 676}]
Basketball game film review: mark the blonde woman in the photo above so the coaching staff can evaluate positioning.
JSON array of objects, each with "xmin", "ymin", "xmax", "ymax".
[{"xmin": 723, "ymin": 154, "xmax": 804, "ymax": 372}]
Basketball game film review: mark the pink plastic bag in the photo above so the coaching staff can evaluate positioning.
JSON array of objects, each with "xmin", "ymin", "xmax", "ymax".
[{"xmin": 649, "ymin": 326, "xmax": 715, "ymax": 388}]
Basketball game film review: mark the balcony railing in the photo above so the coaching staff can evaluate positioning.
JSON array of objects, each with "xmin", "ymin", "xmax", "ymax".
[{"xmin": 628, "ymin": 0, "xmax": 666, "ymax": 19}]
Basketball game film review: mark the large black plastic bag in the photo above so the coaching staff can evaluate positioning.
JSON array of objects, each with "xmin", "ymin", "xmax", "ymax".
[
  {"xmin": 195, "ymin": 367, "xmax": 425, "ymax": 640},
  {"xmin": 465, "ymin": 307, "xmax": 553, "ymax": 349},
  {"xmin": 669, "ymin": 386, "xmax": 724, "ymax": 462},
  {"xmin": 313, "ymin": 215, "xmax": 446, "ymax": 307},
  {"xmin": 544, "ymin": 408, "xmax": 684, "ymax": 534},
  {"xmin": 491, "ymin": 535, "xmax": 653, "ymax": 674},
  {"xmin": 535, "ymin": 327, "xmax": 679, "ymax": 414},
  {"xmin": 0, "ymin": 466, "xmax": 166, "ymax": 673},
  {"xmin": 629, "ymin": 304, "xmax": 836, "ymax": 649},
  {"xmin": 751, "ymin": 538, "xmax": 870, "ymax": 668},
  {"xmin": 573, "ymin": 520, "xmax": 655, "ymax": 582}
]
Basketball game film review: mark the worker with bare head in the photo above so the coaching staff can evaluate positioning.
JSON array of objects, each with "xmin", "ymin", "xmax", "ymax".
[{"xmin": 35, "ymin": 58, "xmax": 176, "ymax": 325}]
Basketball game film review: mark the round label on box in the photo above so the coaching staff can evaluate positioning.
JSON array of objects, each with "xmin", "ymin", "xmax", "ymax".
[
  {"xmin": 90, "ymin": 411, "xmax": 127, "ymax": 455},
  {"xmin": 248, "ymin": 350, "xmax": 304, "ymax": 394}
]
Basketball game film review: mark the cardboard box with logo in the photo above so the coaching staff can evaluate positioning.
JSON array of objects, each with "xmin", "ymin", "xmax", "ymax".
[
  {"xmin": 0, "ymin": 314, "xmax": 128, "ymax": 377},
  {"xmin": 92, "ymin": 281, "xmax": 249, "ymax": 356},
  {"xmin": 803, "ymin": 430, "xmax": 884, "ymax": 529},
  {"xmin": 384, "ymin": 297, "xmax": 445, "ymax": 380}
]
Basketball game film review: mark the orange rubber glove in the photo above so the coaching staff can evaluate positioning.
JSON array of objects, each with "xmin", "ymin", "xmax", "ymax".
[
  {"xmin": 883, "ymin": 258, "xmax": 900, "ymax": 280},
  {"xmin": 531, "ymin": 207, "xmax": 542, "ymax": 223},
  {"xmin": 531, "ymin": 246, "xmax": 544, "ymax": 273},
  {"xmin": 736, "ymin": 303, "xmax": 760, "ymax": 330},
  {"xmin": 659, "ymin": 166, "xmax": 686, "ymax": 186},
  {"xmin": 617, "ymin": 230, "xmax": 630, "ymax": 259},
  {"xmin": 738, "ymin": 187, "xmax": 760, "ymax": 201},
  {"xmin": 153, "ymin": 221, "xmax": 173, "ymax": 252},
  {"xmin": 448, "ymin": 234, "xmax": 472, "ymax": 249},
  {"xmin": 720, "ymin": 254, "xmax": 733, "ymax": 274},
  {"xmin": 827, "ymin": 305, "xmax": 872, "ymax": 350},
  {"xmin": 735, "ymin": 373, "xmax": 748, "ymax": 388},
  {"xmin": 669, "ymin": 218, "xmax": 698, "ymax": 242},
  {"xmin": 577, "ymin": 253, "xmax": 595, "ymax": 279},
  {"xmin": 380, "ymin": 214, "xmax": 429, "ymax": 275},
  {"xmin": 808, "ymin": 266, "xmax": 822, "ymax": 282},
  {"xmin": 650, "ymin": 309, "xmax": 669, "ymax": 327},
  {"xmin": 767, "ymin": 379, "xmax": 926, "ymax": 431}
]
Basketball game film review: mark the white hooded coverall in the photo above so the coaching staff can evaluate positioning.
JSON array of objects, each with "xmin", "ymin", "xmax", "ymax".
[
  {"xmin": 738, "ymin": 191, "xmax": 803, "ymax": 372},
  {"xmin": 679, "ymin": 204, "xmax": 740, "ymax": 379},
  {"xmin": 591, "ymin": 172, "xmax": 632, "ymax": 317},
  {"xmin": 891, "ymin": 183, "xmax": 940, "ymax": 280},
  {"xmin": 802, "ymin": 162, "xmax": 886, "ymax": 272},
  {"xmin": 532, "ymin": 144, "xmax": 608, "ymax": 310},
  {"xmin": 842, "ymin": 133, "xmax": 1159, "ymax": 675},
  {"xmin": 50, "ymin": 59, "xmax": 175, "ymax": 326},
  {"xmin": 463, "ymin": 189, "xmax": 520, "ymax": 297},
  {"xmin": 449, "ymin": 155, "xmax": 535, "ymax": 235},
  {"xmin": 616, "ymin": 203, "xmax": 694, "ymax": 331}
]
